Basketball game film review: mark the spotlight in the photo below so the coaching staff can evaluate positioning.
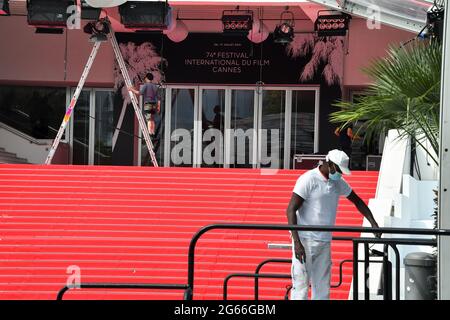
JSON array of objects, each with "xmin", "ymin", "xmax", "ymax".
[
  {"xmin": 83, "ymin": 18, "xmax": 110, "ymax": 42},
  {"xmin": 426, "ymin": 6, "xmax": 444, "ymax": 42},
  {"xmin": 119, "ymin": 1, "xmax": 170, "ymax": 29},
  {"xmin": 0, "ymin": 0, "xmax": 10, "ymax": 16},
  {"xmin": 274, "ymin": 10, "xmax": 295, "ymax": 44},
  {"xmin": 81, "ymin": 0, "xmax": 102, "ymax": 21},
  {"xmin": 27, "ymin": 0, "xmax": 76, "ymax": 27},
  {"xmin": 222, "ymin": 8, "xmax": 253, "ymax": 35},
  {"xmin": 315, "ymin": 11, "xmax": 351, "ymax": 37}
]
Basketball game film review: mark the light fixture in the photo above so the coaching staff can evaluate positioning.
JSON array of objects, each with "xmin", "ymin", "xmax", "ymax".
[
  {"xmin": 0, "ymin": 0, "xmax": 10, "ymax": 16},
  {"xmin": 119, "ymin": 1, "xmax": 170, "ymax": 29},
  {"xmin": 314, "ymin": 11, "xmax": 351, "ymax": 37},
  {"xmin": 273, "ymin": 9, "xmax": 295, "ymax": 44},
  {"xmin": 425, "ymin": 5, "xmax": 444, "ymax": 41},
  {"xmin": 81, "ymin": 0, "xmax": 102, "ymax": 21},
  {"xmin": 27, "ymin": 0, "xmax": 76, "ymax": 27},
  {"xmin": 83, "ymin": 18, "xmax": 110, "ymax": 42},
  {"xmin": 84, "ymin": 0, "xmax": 127, "ymax": 7},
  {"xmin": 166, "ymin": 20, "xmax": 188, "ymax": 42},
  {"xmin": 248, "ymin": 18, "xmax": 269, "ymax": 44},
  {"xmin": 222, "ymin": 8, "xmax": 253, "ymax": 35}
]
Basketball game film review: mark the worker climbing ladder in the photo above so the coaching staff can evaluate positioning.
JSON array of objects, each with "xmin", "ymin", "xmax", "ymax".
[{"xmin": 45, "ymin": 18, "xmax": 159, "ymax": 167}]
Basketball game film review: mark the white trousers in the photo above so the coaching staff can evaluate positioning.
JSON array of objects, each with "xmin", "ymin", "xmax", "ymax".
[{"xmin": 290, "ymin": 238, "xmax": 332, "ymax": 300}]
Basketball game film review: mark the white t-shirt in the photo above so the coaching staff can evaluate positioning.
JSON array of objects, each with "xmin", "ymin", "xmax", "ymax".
[{"xmin": 292, "ymin": 167, "xmax": 352, "ymax": 242}]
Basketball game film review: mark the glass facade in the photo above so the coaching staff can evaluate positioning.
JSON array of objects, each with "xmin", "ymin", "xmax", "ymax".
[
  {"xmin": 0, "ymin": 85, "xmax": 320, "ymax": 169},
  {"xmin": 0, "ymin": 85, "xmax": 66, "ymax": 140}
]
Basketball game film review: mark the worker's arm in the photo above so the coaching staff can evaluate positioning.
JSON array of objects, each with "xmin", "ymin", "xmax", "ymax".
[
  {"xmin": 127, "ymin": 86, "xmax": 140, "ymax": 95},
  {"xmin": 286, "ymin": 193, "xmax": 306, "ymax": 263},
  {"xmin": 347, "ymin": 191, "xmax": 381, "ymax": 238}
]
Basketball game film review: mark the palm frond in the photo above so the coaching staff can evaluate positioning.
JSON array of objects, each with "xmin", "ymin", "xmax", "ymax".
[{"xmin": 330, "ymin": 41, "xmax": 442, "ymax": 166}]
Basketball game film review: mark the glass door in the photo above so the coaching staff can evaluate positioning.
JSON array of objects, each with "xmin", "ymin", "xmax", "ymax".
[
  {"xmin": 199, "ymin": 88, "xmax": 226, "ymax": 167},
  {"xmin": 70, "ymin": 88, "xmax": 116, "ymax": 165},
  {"xmin": 167, "ymin": 87, "xmax": 197, "ymax": 167},
  {"xmin": 94, "ymin": 90, "xmax": 114, "ymax": 165},
  {"xmin": 289, "ymin": 89, "xmax": 319, "ymax": 168},
  {"xmin": 162, "ymin": 86, "xmax": 319, "ymax": 169},
  {"xmin": 71, "ymin": 90, "xmax": 92, "ymax": 165},
  {"xmin": 229, "ymin": 89, "xmax": 257, "ymax": 168},
  {"xmin": 259, "ymin": 89, "xmax": 286, "ymax": 169}
]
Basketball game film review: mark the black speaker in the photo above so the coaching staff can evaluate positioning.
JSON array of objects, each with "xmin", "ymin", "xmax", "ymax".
[
  {"xmin": 27, "ymin": 0, "xmax": 75, "ymax": 27},
  {"xmin": 81, "ymin": 0, "xmax": 101, "ymax": 21},
  {"xmin": 119, "ymin": 1, "xmax": 170, "ymax": 29},
  {"xmin": 0, "ymin": 0, "xmax": 10, "ymax": 16}
]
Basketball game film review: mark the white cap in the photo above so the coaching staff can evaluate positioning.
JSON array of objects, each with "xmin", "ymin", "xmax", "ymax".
[{"xmin": 326, "ymin": 149, "xmax": 351, "ymax": 175}]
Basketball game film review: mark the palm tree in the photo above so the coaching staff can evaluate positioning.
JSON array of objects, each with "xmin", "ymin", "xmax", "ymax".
[{"xmin": 330, "ymin": 41, "xmax": 442, "ymax": 165}]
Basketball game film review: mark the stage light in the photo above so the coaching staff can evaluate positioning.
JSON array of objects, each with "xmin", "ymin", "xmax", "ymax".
[
  {"xmin": 425, "ymin": 6, "xmax": 444, "ymax": 41},
  {"xmin": 0, "ymin": 0, "xmax": 10, "ymax": 16},
  {"xmin": 315, "ymin": 11, "xmax": 351, "ymax": 37},
  {"xmin": 222, "ymin": 9, "xmax": 253, "ymax": 34},
  {"xmin": 81, "ymin": 0, "xmax": 102, "ymax": 21},
  {"xmin": 119, "ymin": 1, "xmax": 170, "ymax": 29},
  {"xmin": 27, "ymin": 0, "xmax": 76, "ymax": 27},
  {"xmin": 273, "ymin": 10, "xmax": 295, "ymax": 44},
  {"xmin": 83, "ymin": 18, "xmax": 110, "ymax": 42},
  {"xmin": 248, "ymin": 18, "xmax": 269, "ymax": 44}
]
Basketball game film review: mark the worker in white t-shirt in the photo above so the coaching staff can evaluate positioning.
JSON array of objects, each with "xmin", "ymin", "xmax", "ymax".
[{"xmin": 286, "ymin": 149, "xmax": 381, "ymax": 300}]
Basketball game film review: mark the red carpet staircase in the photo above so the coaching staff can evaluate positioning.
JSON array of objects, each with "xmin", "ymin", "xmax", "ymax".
[{"xmin": 0, "ymin": 164, "xmax": 378, "ymax": 300}]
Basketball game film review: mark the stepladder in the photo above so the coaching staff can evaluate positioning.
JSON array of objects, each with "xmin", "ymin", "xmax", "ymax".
[{"xmin": 45, "ymin": 18, "xmax": 159, "ymax": 167}]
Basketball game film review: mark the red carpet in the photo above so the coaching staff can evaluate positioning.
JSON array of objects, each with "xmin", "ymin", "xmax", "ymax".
[{"xmin": 0, "ymin": 164, "xmax": 378, "ymax": 300}]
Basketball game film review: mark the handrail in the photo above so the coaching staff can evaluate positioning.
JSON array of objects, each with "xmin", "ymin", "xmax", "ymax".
[
  {"xmin": 57, "ymin": 283, "xmax": 189, "ymax": 300},
  {"xmin": 0, "ymin": 121, "xmax": 49, "ymax": 145},
  {"xmin": 186, "ymin": 223, "xmax": 448, "ymax": 300},
  {"xmin": 2, "ymin": 110, "xmax": 109, "ymax": 158}
]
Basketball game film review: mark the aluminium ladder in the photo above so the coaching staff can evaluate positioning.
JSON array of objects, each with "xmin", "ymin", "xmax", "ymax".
[{"xmin": 45, "ymin": 20, "xmax": 159, "ymax": 167}]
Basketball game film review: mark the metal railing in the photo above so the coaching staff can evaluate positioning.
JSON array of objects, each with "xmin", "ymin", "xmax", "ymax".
[
  {"xmin": 185, "ymin": 223, "xmax": 449, "ymax": 300},
  {"xmin": 56, "ymin": 223, "xmax": 449, "ymax": 300},
  {"xmin": 57, "ymin": 283, "xmax": 189, "ymax": 300}
]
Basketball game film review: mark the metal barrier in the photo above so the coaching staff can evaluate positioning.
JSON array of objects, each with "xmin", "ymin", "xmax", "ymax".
[
  {"xmin": 224, "ymin": 258, "xmax": 385, "ymax": 300},
  {"xmin": 57, "ymin": 283, "xmax": 189, "ymax": 300},
  {"xmin": 352, "ymin": 237, "xmax": 435, "ymax": 300},
  {"xmin": 186, "ymin": 223, "xmax": 449, "ymax": 300},
  {"xmin": 55, "ymin": 223, "xmax": 448, "ymax": 300}
]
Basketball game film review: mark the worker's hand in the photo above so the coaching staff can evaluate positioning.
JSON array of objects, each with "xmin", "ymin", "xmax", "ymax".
[
  {"xmin": 371, "ymin": 221, "xmax": 382, "ymax": 238},
  {"xmin": 127, "ymin": 86, "xmax": 134, "ymax": 93},
  {"xmin": 294, "ymin": 240, "xmax": 306, "ymax": 264}
]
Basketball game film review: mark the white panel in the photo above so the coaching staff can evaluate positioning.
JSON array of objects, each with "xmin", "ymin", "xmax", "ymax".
[
  {"xmin": 438, "ymin": 0, "xmax": 450, "ymax": 300},
  {"xmin": 376, "ymin": 129, "xmax": 410, "ymax": 199}
]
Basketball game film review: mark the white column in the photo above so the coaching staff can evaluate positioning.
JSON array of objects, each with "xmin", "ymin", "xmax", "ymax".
[{"xmin": 438, "ymin": 1, "xmax": 450, "ymax": 300}]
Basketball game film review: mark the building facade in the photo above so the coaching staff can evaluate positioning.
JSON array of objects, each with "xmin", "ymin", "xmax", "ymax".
[{"xmin": 0, "ymin": 3, "xmax": 413, "ymax": 168}]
